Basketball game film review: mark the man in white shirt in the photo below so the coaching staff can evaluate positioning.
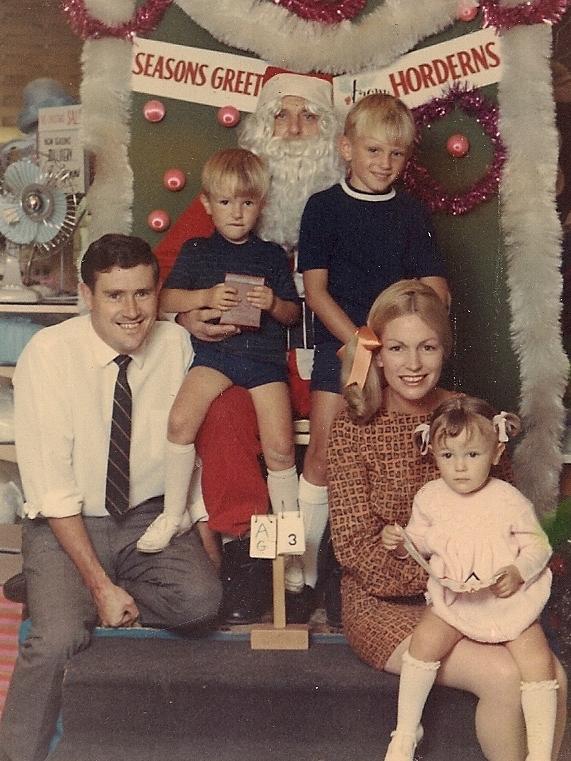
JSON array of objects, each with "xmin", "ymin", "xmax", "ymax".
[{"xmin": 0, "ymin": 234, "xmax": 222, "ymax": 761}]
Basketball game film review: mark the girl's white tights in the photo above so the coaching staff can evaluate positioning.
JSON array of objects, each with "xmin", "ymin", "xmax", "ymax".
[
  {"xmin": 394, "ymin": 649, "xmax": 440, "ymax": 734},
  {"xmin": 384, "ymin": 650, "xmax": 439, "ymax": 761},
  {"xmin": 521, "ymin": 679, "xmax": 559, "ymax": 761}
]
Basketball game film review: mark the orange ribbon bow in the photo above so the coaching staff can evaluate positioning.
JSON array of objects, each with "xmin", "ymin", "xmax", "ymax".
[{"xmin": 344, "ymin": 326, "xmax": 382, "ymax": 389}]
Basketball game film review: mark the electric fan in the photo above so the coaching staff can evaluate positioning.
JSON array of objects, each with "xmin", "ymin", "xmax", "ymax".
[{"xmin": 0, "ymin": 157, "xmax": 81, "ymax": 303}]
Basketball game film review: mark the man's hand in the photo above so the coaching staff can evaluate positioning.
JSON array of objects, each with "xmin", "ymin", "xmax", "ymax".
[
  {"xmin": 490, "ymin": 564, "xmax": 523, "ymax": 598},
  {"xmin": 208, "ymin": 283, "xmax": 239, "ymax": 311},
  {"xmin": 92, "ymin": 577, "xmax": 140, "ymax": 627},
  {"xmin": 247, "ymin": 284, "xmax": 275, "ymax": 312},
  {"xmin": 176, "ymin": 308, "xmax": 240, "ymax": 342}
]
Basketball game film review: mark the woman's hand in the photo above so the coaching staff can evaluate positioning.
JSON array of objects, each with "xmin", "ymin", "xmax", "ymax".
[
  {"xmin": 208, "ymin": 283, "xmax": 239, "ymax": 311},
  {"xmin": 490, "ymin": 564, "xmax": 523, "ymax": 598},
  {"xmin": 247, "ymin": 284, "xmax": 275, "ymax": 312},
  {"xmin": 382, "ymin": 523, "xmax": 404, "ymax": 551}
]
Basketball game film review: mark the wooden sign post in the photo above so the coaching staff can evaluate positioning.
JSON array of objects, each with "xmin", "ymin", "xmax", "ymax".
[{"xmin": 250, "ymin": 555, "xmax": 309, "ymax": 650}]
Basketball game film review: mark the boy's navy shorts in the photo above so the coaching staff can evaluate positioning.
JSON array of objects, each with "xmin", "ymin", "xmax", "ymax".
[
  {"xmin": 309, "ymin": 342, "xmax": 342, "ymax": 394},
  {"xmin": 192, "ymin": 346, "xmax": 287, "ymax": 389}
]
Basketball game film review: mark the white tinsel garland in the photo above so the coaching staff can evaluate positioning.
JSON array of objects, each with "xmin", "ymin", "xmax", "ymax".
[
  {"xmin": 498, "ymin": 21, "xmax": 568, "ymax": 513},
  {"xmin": 75, "ymin": 0, "xmax": 565, "ymax": 512},
  {"xmin": 80, "ymin": 0, "xmax": 134, "ymax": 242},
  {"xmin": 173, "ymin": 0, "xmax": 473, "ymax": 74}
]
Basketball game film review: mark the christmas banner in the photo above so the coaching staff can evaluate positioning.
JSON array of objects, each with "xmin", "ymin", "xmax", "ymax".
[
  {"xmin": 333, "ymin": 28, "xmax": 503, "ymax": 115},
  {"xmin": 131, "ymin": 37, "xmax": 267, "ymax": 112}
]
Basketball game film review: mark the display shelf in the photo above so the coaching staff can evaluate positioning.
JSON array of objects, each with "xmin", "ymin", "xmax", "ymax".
[
  {"xmin": 0, "ymin": 444, "xmax": 16, "ymax": 463},
  {"xmin": 0, "ymin": 304, "xmax": 78, "ymax": 466},
  {"xmin": 0, "ymin": 303, "xmax": 79, "ymax": 315}
]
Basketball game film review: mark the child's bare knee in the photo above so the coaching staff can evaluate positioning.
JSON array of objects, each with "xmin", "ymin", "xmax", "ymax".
[{"xmin": 265, "ymin": 445, "xmax": 295, "ymax": 467}]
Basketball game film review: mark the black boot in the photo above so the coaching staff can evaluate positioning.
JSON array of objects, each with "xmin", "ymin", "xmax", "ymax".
[
  {"xmin": 316, "ymin": 523, "xmax": 343, "ymax": 629},
  {"xmin": 221, "ymin": 538, "xmax": 272, "ymax": 625},
  {"xmin": 2, "ymin": 572, "xmax": 26, "ymax": 604},
  {"xmin": 285, "ymin": 585, "xmax": 315, "ymax": 624}
]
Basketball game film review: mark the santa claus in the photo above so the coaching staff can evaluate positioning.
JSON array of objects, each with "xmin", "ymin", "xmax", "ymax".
[{"xmin": 154, "ymin": 67, "xmax": 343, "ymax": 625}]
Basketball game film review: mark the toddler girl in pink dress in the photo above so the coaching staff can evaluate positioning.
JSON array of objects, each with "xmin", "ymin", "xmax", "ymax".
[{"xmin": 382, "ymin": 395, "xmax": 556, "ymax": 761}]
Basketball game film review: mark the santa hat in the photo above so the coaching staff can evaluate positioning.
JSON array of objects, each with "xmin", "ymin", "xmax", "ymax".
[{"xmin": 257, "ymin": 67, "xmax": 333, "ymax": 112}]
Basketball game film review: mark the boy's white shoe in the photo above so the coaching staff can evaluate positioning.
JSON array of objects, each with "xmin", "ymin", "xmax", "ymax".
[
  {"xmin": 136, "ymin": 511, "xmax": 191, "ymax": 553},
  {"xmin": 285, "ymin": 555, "xmax": 305, "ymax": 593},
  {"xmin": 383, "ymin": 725, "xmax": 423, "ymax": 761}
]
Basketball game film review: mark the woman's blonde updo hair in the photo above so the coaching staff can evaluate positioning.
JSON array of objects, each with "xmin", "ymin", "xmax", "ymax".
[{"xmin": 341, "ymin": 279, "xmax": 452, "ymax": 424}]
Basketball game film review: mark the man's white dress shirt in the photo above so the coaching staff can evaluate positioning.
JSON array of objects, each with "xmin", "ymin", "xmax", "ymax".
[{"xmin": 14, "ymin": 315, "xmax": 196, "ymax": 519}]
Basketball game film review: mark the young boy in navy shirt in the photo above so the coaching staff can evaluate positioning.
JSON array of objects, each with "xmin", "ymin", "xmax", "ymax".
[
  {"xmin": 292, "ymin": 93, "xmax": 450, "ymax": 617},
  {"xmin": 137, "ymin": 148, "xmax": 300, "ymax": 556}
]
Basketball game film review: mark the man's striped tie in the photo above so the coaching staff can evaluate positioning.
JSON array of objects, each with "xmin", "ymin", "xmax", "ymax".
[{"xmin": 105, "ymin": 354, "xmax": 132, "ymax": 520}]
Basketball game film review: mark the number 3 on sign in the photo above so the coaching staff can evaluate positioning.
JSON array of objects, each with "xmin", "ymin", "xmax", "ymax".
[
  {"xmin": 249, "ymin": 516, "xmax": 277, "ymax": 559},
  {"xmin": 276, "ymin": 512, "xmax": 305, "ymax": 556}
]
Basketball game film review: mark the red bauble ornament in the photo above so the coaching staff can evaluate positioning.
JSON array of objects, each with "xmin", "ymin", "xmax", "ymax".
[
  {"xmin": 147, "ymin": 209, "xmax": 170, "ymax": 232},
  {"xmin": 217, "ymin": 106, "xmax": 241, "ymax": 128},
  {"xmin": 457, "ymin": 4, "xmax": 479, "ymax": 21},
  {"xmin": 402, "ymin": 85, "xmax": 506, "ymax": 216},
  {"xmin": 163, "ymin": 168, "xmax": 186, "ymax": 191},
  {"xmin": 144, "ymin": 100, "xmax": 166, "ymax": 123},
  {"xmin": 447, "ymin": 133, "xmax": 471, "ymax": 158}
]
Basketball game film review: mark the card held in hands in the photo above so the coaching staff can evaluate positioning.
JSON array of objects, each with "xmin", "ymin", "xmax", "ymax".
[{"xmin": 219, "ymin": 272, "xmax": 264, "ymax": 329}]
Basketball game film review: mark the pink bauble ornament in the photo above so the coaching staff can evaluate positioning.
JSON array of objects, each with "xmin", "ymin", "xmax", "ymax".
[
  {"xmin": 446, "ymin": 133, "xmax": 470, "ymax": 158},
  {"xmin": 144, "ymin": 99, "xmax": 166, "ymax": 122},
  {"xmin": 457, "ymin": 4, "xmax": 479, "ymax": 21},
  {"xmin": 217, "ymin": 106, "xmax": 240, "ymax": 128},
  {"xmin": 163, "ymin": 168, "xmax": 186, "ymax": 191},
  {"xmin": 147, "ymin": 209, "xmax": 170, "ymax": 231}
]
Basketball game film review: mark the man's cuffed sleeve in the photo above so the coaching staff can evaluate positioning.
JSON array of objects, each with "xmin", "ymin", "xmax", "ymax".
[{"xmin": 13, "ymin": 336, "xmax": 83, "ymax": 518}]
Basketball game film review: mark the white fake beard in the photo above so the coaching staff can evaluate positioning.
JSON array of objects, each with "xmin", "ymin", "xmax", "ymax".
[
  {"xmin": 247, "ymin": 133, "xmax": 343, "ymax": 252},
  {"xmin": 257, "ymin": 135, "xmax": 343, "ymax": 251}
]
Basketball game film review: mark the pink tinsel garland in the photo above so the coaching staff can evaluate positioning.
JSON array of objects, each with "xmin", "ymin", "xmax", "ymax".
[
  {"xmin": 402, "ymin": 85, "xmax": 506, "ymax": 216},
  {"xmin": 270, "ymin": 0, "xmax": 366, "ymax": 23},
  {"xmin": 60, "ymin": 0, "xmax": 173, "ymax": 40},
  {"xmin": 480, "ymin": 0, "xmax": 570, "ymax": 31}
]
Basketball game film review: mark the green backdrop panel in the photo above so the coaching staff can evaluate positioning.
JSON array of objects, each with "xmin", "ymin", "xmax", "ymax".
[{"xmin": 130, "ymin": 5, "xmax": 520, "ymax": 413}]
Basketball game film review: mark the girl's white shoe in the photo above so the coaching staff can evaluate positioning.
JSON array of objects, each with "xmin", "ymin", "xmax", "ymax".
[{"xmin": 383, "ymin": 724, "xmax": 423, "ymax": 761}]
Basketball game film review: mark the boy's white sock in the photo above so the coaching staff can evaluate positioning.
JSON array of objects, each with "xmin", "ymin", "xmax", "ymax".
[
  {"xmin": 163, "ymin": 441, "xmax": 196, "ymax": 521},
  {"xmin": 297, "ymin": 475, "xmax": 329, "ymax": 589},
  {"xmin": 521, "ymin": 679, "xmax": 558, "ymax": 761},
  {"xmin": 267, "ymin": 465, "xmax": 299, "ymax": 513},
  {"xmin": 394, "ymin": 650, "xmax": 440, "ymax": 736},
  {"xmin": 267, "ymin": 466, "xmax": 303, "ymax": 593}
]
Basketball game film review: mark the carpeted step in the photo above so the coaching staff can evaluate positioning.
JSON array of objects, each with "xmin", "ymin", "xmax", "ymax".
[{"xmin": 50, "ymin": 634, "xmax": 485, "ymax": 761}]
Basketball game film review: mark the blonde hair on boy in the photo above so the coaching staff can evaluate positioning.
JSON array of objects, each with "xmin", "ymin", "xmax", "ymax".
[
  {"xmin": 341, "ymin": 279, "xmax": 452, "ymax": 424},
  {"xmin": 201, "ymin": 148, "xmax": 270, "ymax": 200},
  {"xmin": 344, "ymin": 93, "xmax": 416, "ymax": 152}
]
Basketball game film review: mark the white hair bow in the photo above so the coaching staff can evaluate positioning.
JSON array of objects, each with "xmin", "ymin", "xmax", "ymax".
[
  {"xmin": 414, "ymin": 423, "xmax": 431, "ymax": 455},
  {"xmin": 493, "ymin": 412, "xmax": 509, "ymax": 443}
]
